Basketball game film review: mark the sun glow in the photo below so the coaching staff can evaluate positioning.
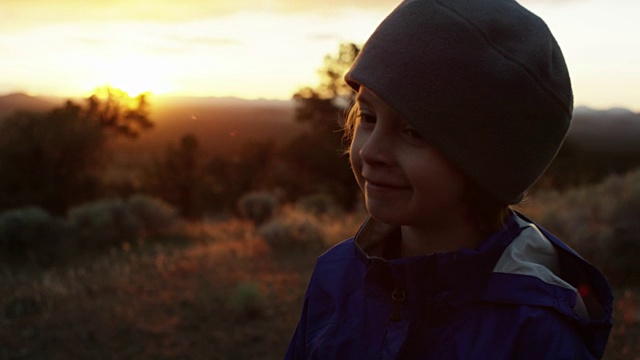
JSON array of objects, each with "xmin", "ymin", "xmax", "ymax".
[
  {"xmin": 80, "ymin": 61, "xmax": 176, "ymax": 98},
  {"xmin": 0, "ymin": 1, "xmax": 638, "ymax": 110},
  {"xmin": 74, "ymin": 29, "xmax": 180, "ymax": 97}
]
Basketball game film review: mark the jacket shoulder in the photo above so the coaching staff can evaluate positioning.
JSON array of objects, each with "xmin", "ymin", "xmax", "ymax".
[
  {"xmin": 316, "ymin": 237, "xmax": 357, "ymax": 264},
  {"xmin": 481, "ymin": 213, "xmax": 612, "ymax": 358}
]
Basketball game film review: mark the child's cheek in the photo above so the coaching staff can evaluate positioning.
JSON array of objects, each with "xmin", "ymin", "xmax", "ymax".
[{"xmin": 349, "ymin": 137, "xmax": 366, "ymax": 192}]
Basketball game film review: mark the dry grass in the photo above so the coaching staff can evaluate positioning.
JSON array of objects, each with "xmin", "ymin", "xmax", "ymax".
[
  {"xmin": 1, "ymin": 195, "xmax": 637, "ymax": 359},
  {"xmin": 0, "ymin": 212, "xmax": 365, "ymax": 359},
  {"xmin": 607, "ymin": 289, "xmax": 640, "ymax": 360}
]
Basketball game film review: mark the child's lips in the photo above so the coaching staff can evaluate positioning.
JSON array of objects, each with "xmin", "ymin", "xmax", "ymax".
[{"xmin": 365, "ymin": 178, "xmax": 410, "ymax": 191}]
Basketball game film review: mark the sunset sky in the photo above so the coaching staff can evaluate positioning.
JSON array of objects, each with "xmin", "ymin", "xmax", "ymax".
[{"xmin": 1, "ymin": 0, "xmax": 638, "ymax": 111}]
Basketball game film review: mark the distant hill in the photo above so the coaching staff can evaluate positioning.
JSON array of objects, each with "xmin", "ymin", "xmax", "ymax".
[
  {"xmin": 130, "ymin": 95, "xmax": 302, "ymax": 158},
  {"xmin": 0, "ymin": 93, "xmax": 57, "ymax": 120},
  {"xmin": 568, "ymin": 106, "xmax": 640, "ymax": 153},
  {"xmin": 0, "ymin": 93, "xmax": 303, "ymax": 157},
  {"xmin": 1, "ymin": 92, "xmax": 638, "ymax": 158}
]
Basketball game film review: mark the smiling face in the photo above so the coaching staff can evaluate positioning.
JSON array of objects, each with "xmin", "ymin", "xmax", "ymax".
[{"xmin": 349, "ymin": 86, "xmax": 471, "ymax": 229}]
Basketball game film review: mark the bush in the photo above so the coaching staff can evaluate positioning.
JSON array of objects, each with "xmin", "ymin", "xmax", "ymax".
[
  {"xmin": 295, "ymin": 193, "xmax": 340, "ymax": 216},
  {"xmin": 608, "ymin": 180, "xmax": 640, "ymax": 284},
  {"xmin": 127, "ymin": 194, "xmax": 181, "ymax": 237},
  {"xmin": 0, "ymin": 207, "xmax": 72, "ymax": 265},
  {"xmin": 68, "ymin": 198, "xmax": 141, "ymax": 250},
  {"xmin": 68, "ymin": 196, "xmax": 182, "ymax": 250},
  {"xmin": 237, "ymin": 192, "xmax": 278, "ymax": 225},
  {"xmin": 0, "ymin": 196, "xmax": 181, "ymax": 266},
  {"xmin": 520, "ymin": 169, "xmax": 640, "ymax": 286},
  {"xmin": 257, "ymin": 208, "xmax": 324, "ymax": 251}
]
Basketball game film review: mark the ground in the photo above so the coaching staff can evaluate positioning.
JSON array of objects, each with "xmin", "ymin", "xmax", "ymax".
[{"xmin": 1, "ymin": 214, "xmax": 638, "ymax": 359}]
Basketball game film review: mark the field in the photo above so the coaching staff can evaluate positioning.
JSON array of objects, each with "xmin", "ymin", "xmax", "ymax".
[
  {"xmin": 0, "ymin": 210, "xmax": 366, "ymax": 359},
  {"xmin": 1, "ymin": 94, "xmax": 639, "ymax": 359},
  {"xmin": 2, "ymin": 172, "xmax": 640, "ymax": 359}
]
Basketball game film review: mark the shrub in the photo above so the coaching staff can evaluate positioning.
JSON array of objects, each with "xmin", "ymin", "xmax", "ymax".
[
  {"xmin": 295, "ymin": 193, "xmax": 340, "ymax": 216},
  {"xmin": 0, "ymin": 207, "xmax": 72, "ymax": 265},
  {"xmin": 258, "ymin": 208, "xmax": 324, "ymax": 251},
  {"xmin": 68, "ymin": 198, "xmax": 141, "ymax": 250},
  {"xmin": 608, "ymin": 180, "xmax": 640, "ymax": 284},
  {"xmin": 127, "ymin": 194, "xmax": 181, "ymax": 237},
  {"xmin": 68, "ymin": 196, "xmax": 182, "ymax": 250},
  {"xmin": 237, "ymin": 192, "xmax": 278, "ymax": 225},
  {"xmin": 521, "ymin": 169, "xmax": 640, "ymax": 286}
]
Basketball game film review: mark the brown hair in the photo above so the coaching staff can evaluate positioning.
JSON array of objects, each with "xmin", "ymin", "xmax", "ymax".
[{"xmin": 341, "ymin": 101, "xmax": 359, "ymax": 155}]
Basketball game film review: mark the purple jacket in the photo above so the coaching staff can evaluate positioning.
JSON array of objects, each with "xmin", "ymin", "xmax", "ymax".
[{"xmin": 285, "ymin": 212, "xmax": 612, "ymax": 359}]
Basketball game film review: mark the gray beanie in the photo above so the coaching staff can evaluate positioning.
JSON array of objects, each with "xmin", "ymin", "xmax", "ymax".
[{"xmin": 345, "ymin": 0, "xmax": 573, "ymax": 205}]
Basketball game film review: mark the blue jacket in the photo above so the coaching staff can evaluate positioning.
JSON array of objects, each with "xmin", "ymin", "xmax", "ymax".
[{"xmin": 285, "ymin": 212, "xmax": 612, "ymax": 359}]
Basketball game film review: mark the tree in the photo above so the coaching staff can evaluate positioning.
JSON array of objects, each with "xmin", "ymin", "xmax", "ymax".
[
  {"xmin": 0, "ymin": 87, "xmax": 153, "ymax": 214},
  {"xmin": 293, "ymin": 43, "xmax": 360, "ymax": 130},
  {"xmin": 143, "ymin": 134, "xmax": 203, "ymax": 218},
  {"xmin": 85, "ymin": 87, "xmax": 152, "ymax": 138},
  {"xmin": 143, "ymin": 135, "xmax": 280, "ymax": 217},
  {"xmin": 286, "ymin": 43, "xmax": 361, "ymax": 209},
  {"xmin": 203, "ymin": 140, "xmax": 279, "ymax": 215}
]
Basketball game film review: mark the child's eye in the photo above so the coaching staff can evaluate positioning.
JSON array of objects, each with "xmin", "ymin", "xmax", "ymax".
[
  {"xmin": 405, "ymin": 128, "xmax": 423, "ymax": 139},
  {"xmin": 359, "ymin": 113, "xmax": 376, "ymax": 125}
]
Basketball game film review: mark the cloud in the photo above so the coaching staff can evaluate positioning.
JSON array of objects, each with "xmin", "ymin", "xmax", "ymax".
[
  {"xmin": 305, "ymin": 33, "xmax": 342, "ymax": 42},
  {"xmin": 143, "ymin": 35, "xmax": 242, "ymax": 55},
  {"xmin": 177, "ymin": 36, "xmax": 242, "ymax": 47},
  {"xmin": 0, "ymin": 0, "xmax": 396, "ymax": 29},
  {"xmin": 520, "ymin": 0, "xmax": 583, "ymax": 3},
  {"xmin": 74, "ymin": 37, "xmax": 108, "ymax": 46}
]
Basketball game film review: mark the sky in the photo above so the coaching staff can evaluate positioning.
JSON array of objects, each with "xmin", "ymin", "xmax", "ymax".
[{"xmin": 0, "ymin": 0, "xmax": 638, "ymax": 111}]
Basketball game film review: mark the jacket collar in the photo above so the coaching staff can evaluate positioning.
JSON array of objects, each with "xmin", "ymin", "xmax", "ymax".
[{"xmin": 353, "ymin": 212, "xmax": 522, "ymax": 312}]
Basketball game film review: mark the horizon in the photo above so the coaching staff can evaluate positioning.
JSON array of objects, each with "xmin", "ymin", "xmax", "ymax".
[
  {"xmin": 3, "ymin": 92, "xmax": 640, "ymax": 115},
  {"xmin": 0, "ymin": 91, "xmax": 295, "ymax": 104},
  {"xmin": 1, "ymin": 0, "xmax": 639, "ymax": 111}
]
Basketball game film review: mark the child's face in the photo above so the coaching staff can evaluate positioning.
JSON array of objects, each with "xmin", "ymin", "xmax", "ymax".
[{"xmin": 349, "ymin": 86, "xmax": 470, "ymax": 228}]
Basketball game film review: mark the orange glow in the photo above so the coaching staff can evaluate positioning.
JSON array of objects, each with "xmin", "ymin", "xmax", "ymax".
[
  {"xmin": 80, "ymin": 59, "xmax": 176, "ymax": 98},
  {"xmin": 0, "ymin": 1, "xmax": 638, "ymax": 110}
]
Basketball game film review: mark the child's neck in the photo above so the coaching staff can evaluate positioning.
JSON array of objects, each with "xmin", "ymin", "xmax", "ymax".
[{"xmin": 399, "ymin": 218, "xmax": 486, "ymax": 257}]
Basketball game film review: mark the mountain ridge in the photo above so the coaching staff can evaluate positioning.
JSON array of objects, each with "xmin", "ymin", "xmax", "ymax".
[{"xmin": 1, "ymin": 93, "xmax": 638, "ymax": 155}]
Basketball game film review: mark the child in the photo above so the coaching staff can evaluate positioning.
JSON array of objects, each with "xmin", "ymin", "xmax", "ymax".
[{"xmin": 285, "ymin": 0, "xmax": 613, "ymax": 358}]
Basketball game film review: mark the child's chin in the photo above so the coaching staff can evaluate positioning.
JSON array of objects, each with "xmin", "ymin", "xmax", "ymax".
[{"xmin": 366, "ymin": 207, "xmax": 405, "ymax": 227}]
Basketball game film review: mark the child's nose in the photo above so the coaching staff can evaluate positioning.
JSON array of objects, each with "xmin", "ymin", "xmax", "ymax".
[{"xmin": 359, "ymin": 128, "xmax": 393, "ymax": 166}]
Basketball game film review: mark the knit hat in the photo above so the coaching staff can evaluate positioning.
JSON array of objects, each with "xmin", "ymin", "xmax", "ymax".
[{"xmin": 345, "ymin": 0, "xmax": 573, "ymax": 204}]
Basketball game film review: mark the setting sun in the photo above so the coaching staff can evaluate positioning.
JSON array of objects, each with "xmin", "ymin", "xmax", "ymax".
[
  {"xmin": 80, "ymin": 57, "xmax": 176, "ymax": 97},
  {"xmin": 0, "ymin": 0, "xmax": 638, "ymax": 110}
]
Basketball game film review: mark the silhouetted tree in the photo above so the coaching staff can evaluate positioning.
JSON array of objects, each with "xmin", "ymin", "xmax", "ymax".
[
  {"xmin": 533, "ymin": 141, "xmax": 640, "ymax": 193},
  {"xmin": 293, "ymin": 42, "xmax": 360, "ymax": 130},
  {"xmin": 144, "ymin": 136, "xmax": 281, "ymax": 217},
  {"xmin": 143, "ymin": 134, "xmax": 204, "ymax": 218},
  {"xmin": 85, "ymin": 87, "xmax": 152, "ymax": 138},
  {"xmin": 287, "ymin": 43, "xmax": 361, "ymax": 209},
  {"xmin": 0, "ymin": 87, "xmax": 153, "ymax": 214},
  {"xmin": 203, "ymin": 140, "xmax": 279, "ymax": 214}
]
